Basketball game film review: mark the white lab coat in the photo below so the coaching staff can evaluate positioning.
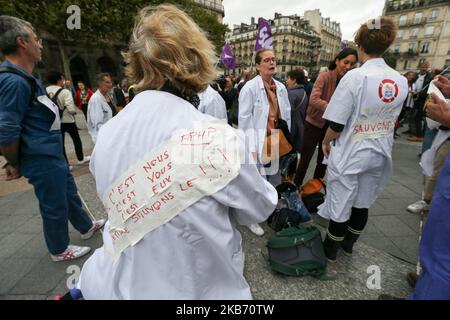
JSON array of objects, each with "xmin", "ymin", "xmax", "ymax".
[
  {"xmin": 198, "ymin": 85, "xmax": 228, "ymax": 120},
  {"xmin": 79, "ymin": 90, "xmax": 278, "ymax": 299},
  {"xmin": 238, "ymin": 75, "xmax": 291, "ymax": 162},
  {"xmin": 87, "ymin": 90, "xmax": 113, "ymax": 143},
  {"xmin": 318, "ymin": 58, "xmax": 408, "ymax": 223}
]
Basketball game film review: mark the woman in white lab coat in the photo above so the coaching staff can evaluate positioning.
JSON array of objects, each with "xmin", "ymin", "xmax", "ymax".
[
  {"xmin": 319, "ymin": 18, "xmax": 408, "ymax": 262},
  {"xmin": 198, "ymin": 85, "xmax": 228, "ymax": 120},
  {"xmin": 77, "ymin": 4, "xmax": 277, "ymax": 299},
  {"xmin": 238, "ymin": 49, "xmax": 291, "ymax": 236}
]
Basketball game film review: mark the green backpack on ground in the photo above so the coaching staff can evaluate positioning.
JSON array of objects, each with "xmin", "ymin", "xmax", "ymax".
[{"xmin": 267, "ymin": 226, "xmax": 330, "ymax": 280}]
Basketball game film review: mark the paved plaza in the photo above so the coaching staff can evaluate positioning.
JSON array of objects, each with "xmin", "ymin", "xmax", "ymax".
[{"xmin": 0, "ymin": 115, "xmax": 424, "ymax": 299}]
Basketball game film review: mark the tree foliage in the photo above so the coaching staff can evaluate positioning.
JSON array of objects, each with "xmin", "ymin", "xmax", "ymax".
[
  {"xmin": 382, "ymin": 51, "xmax": 398, "ymax": 70},
  {"xmin": 0, "ymin": 0, "xmax": 227, "ymax": 52}
]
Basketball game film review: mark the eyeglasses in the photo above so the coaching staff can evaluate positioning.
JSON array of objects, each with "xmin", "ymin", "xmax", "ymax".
[{"xmin": 262, "ymin": 57, "xmax": 277, "ymax": 63}]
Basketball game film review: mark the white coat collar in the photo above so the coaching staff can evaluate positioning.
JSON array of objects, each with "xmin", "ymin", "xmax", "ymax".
[{"xmin": 361, "ymin": 58, "xmax": 386, "ymax": 68}]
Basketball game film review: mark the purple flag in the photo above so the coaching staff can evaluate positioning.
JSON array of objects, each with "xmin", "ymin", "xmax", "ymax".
[
  {"xmin": 220, "ymin": 43, "xmax": 236, "ymax": 69},
  {"xmin": 339, "ymin": 42, "xmax": 349, "ymax": 51},
  {"xmin": 255, "ymin": 18, "xmax": 273, "ymax": 51}
]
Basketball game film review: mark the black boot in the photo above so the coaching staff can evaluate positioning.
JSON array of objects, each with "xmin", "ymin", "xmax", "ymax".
[
  {"xmin": 342, "ymin": 207, "xmax": 369, "ymax": 256},
  {"xmin": 341, "ymin": 230, "xmax": 359, "ymax": 256},
  {"xmin": 323, "ymin": 220, "xmax": 347, "ymax": 263},
  {"xmin": 323, "ymin": 235, "xmax": 341, "ymax": 263}
]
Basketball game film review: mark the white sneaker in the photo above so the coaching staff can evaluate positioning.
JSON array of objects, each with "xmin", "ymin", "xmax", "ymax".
[
  {"xmin": 51, "ymin": 245, "xmax": 91, "ymax": 262},
  {"xmin": 81, "ymin": 219, "xmax": 106, "ymax": 240},
  {"xmin": 77, "ymin": 155, "xmax": 91, "ymax": 165},
  {"xmin": 248, "ymin": 223, "xmax": 265, "ymax": 236},
  {"xmin": 407, "ymin": 200, "xmax": 429, "ymax": 214}
]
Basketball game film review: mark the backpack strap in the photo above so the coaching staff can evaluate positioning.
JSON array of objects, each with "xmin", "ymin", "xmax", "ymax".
[
  {"xmin": 49, "ymin": 87, "xmax": 65, "ymax": 115},
  {"xmin": 52, "ymin": 87, "xmax": 65, "ymax": 107},
  {"xmin": 267, "ymin": 227, "xmax": 320, "ymax": 249},
  {"xmin": 0, "ymin": 66, "xmax": 36, "ymax": 105}
]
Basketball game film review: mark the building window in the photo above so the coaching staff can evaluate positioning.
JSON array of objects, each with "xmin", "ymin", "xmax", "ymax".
[
  {"xmin": 445, "ymin": 59, "xmax": 450, "ymax": 68},
  {"xmin": 408, "ymin": 43, "xmax": 417, "ymax": 52},
  {"xmin": 421, "ymin": 42, "xmax": 430, "ymax": 54},
  {"xmin": 404, "ymin": 60, "xmax": 409, "ymax": 70},
  {"xmin": 397, "ymin": 30, "xmax": 404, "ymax": 39},
  {"xmin": 448, "ymin": 45, "xmax": 450, "ymax": 55},
  {"xmin": 282, "ymin": 66, "xmax": 286, "ymax": 72},
  {"xmin": 429, "ymin": 9, "xmax": 438, "ymax": 20},
  {"xmin": 425, "ymin": 26, "xmax": 434, "ymax": 37},
  {"xmin": 413, "ymin": 12, "xmax": 422, "ymax": 24},
  {"xmin": 410, "ymin": 28, "xmax": 419, "ymax": 38},
  {"xmin": 394, "ymin": 44, "xmax": 400, "ymax": 53},
  {"xmin": 399, "ymin": 15, "xmax": 407, "ymax": 26}
]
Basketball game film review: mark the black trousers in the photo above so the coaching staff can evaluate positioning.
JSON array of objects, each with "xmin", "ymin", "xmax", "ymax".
[
  {"xmin": 81, "ymin": 104, "xmax": 88, "ymax": 120},
  {"xmin": 61, "ymin": 122, "xmax": 84, "ymax": 162},
  {"xmin": 294, "ymin": 121, "xmax": 328, "ymax": 187}
]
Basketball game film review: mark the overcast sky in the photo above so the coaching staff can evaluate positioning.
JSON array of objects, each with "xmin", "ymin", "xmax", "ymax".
[{"xmin": 222, "ymin": 0, "xmax": 386, "ymax": 41}]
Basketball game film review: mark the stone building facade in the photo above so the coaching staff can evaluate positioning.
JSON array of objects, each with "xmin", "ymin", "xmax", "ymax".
[
  {"xmin": 226, "ymin": 13, "xmax": 321, "ymax": 79},
  {"xmin": 383, "ymin": 0, "xmax": 450, "ymax": 73},
  {"xmin": 304, "ymin": 9, "xmax": 342, "ymax": 68}
]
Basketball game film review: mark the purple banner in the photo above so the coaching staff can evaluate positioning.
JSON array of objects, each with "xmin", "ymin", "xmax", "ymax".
[
  {"xmin": 255, "ymin": 18, "xmax": 273, "ymax": 51},
  {"xmin": 220, "ymin": 43, "xmax": 236, "ymax": 69}
]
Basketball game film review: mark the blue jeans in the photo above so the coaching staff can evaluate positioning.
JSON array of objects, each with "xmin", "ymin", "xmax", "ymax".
[
  {"xmin": 21, "ymin": 159, "xmax": 93, "ymax": 255},
  {"xmin": 421, "ymin": 124, "xmax": 438, "ymax": 154}
]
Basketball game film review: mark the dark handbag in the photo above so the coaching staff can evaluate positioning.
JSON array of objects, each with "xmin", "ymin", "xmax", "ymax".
[
  {"xmin": 268, "ymin": 182, "xmax": 311, "ymax": 232},
  {"xmin": 262, "ymin": 117, "xmax": 294, "ymax": 164}
]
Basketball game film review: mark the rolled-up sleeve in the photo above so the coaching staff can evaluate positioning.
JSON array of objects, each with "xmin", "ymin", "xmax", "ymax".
[{"xmin": 0, "ymin": 77, "xmax": 29, "ymax": 146}]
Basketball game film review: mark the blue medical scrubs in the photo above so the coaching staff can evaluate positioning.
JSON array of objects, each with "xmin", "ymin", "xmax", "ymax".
[
  {"xmin": 0, "ymin": 60, "xmax": 92, "ymax": 255},
  {"xmin": 408, "ymin": 151, "xmax": 450, "ymax": 300}
]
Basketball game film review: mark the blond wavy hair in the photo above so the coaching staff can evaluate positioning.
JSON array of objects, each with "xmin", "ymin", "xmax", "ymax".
[{"xmin": 123, "ymin": 4, "xmax": 217, "ymax": 97}]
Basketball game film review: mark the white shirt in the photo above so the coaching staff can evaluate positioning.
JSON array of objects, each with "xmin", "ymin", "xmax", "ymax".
[
  {"xmin": 198, "ymin": 85, "xmax": 228, "ymax": 120},
  {"xmin": 323, "ymin": 58, "xmax": 408, "ymax": 188},
  {"xmin": 238, "ymin": 75, "xmax": 291, "ymax": 162},
  {"xmin": 405, "ymin": 82, "xmax": 417, "ymax": 108},
  {"xmin": 87, "ymin": 90, "xmax": 113, "ymax": 143},
  {"xmin": 79, "ymin": 90, "xmax": 278, "ymax": 299},
  {"xmin": 46, "ymin": 85, "xmax": 77, "ymax": 123},
  {"xmin": 415, "ymin": 73, "xmax": 426, "ymax": 92}
]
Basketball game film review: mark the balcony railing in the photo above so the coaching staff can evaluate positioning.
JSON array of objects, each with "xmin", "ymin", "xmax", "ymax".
[
  {"xmin": 398, "ymin": 17, "xmax": 427, "ymax": 28},
  {"xmin": 399, "ymin": 49, "xmax": 419, "ymax": 57}
]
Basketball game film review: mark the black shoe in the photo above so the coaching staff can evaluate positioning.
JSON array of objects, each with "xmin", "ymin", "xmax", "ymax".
[
  {"xmin": 378, "ymin": 294, "xmax": 404, "ymax": 300},
  {"xmin": 406, "ymin": 272, "xmax": 419, "ymax": 289}
]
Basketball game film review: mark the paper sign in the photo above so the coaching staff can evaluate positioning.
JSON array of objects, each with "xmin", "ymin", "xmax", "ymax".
[
  {"xmin": 351, "ymin": 118, "xmax": 396, "ymax": 141},
  {"xmin": 426, "ymin": 81, "xmax": 448, "ymax": 129},
  {"xmin": 102, "ymin": 120, "xmax": 241, "ymax": 261}
]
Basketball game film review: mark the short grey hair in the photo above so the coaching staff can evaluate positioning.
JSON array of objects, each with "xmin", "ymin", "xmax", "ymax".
[{"xmin": 0, "ymin": 16, "xmax": 34, "ymax": 55}]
